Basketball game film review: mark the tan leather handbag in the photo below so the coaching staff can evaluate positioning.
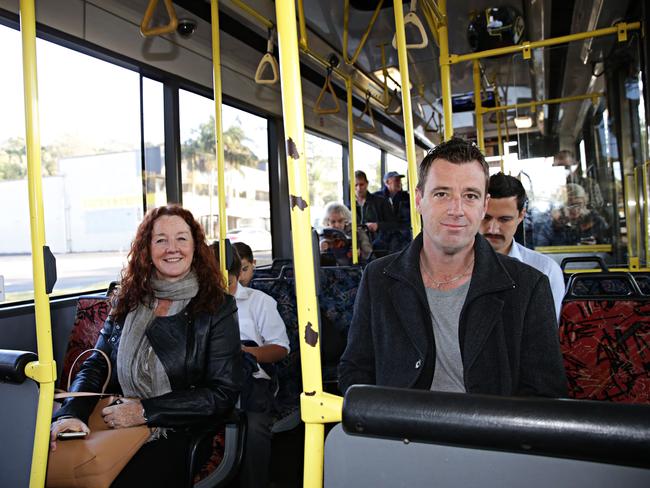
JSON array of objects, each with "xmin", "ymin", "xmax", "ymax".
[{"xmin": 46, "ymin": 349, "xmax": 152, "ymax": 488}]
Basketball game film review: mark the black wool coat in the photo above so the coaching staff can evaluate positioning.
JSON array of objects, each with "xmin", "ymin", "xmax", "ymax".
[
  {"xmin": 338, "ymin": 233, "xmax": 568, "ymax": 398},
  {"xmin": 54, "ymin": 295, "xmax": 243, "ymax": 428}
]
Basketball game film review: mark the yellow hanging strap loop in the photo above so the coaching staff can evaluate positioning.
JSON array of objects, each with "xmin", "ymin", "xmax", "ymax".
[
  {"xmin": 255, "ymin": 27, "xmax": 280, "ymax": 85},
  {"xmin": 343, "ymin": 0, "xmax": 384, "ymax": 65},
  {"xmin": 392, "ymin": 0, "xmax": 428, "ymax": 50},
  {"xmin": 314, "ymin": 66, "xmax": 341, "ymax": 115},
  {"xmin": 354, "ymin": 91, "xmax": 376, "ymax": 133},
  {"xmin": 140, "ymin": 0, "xmax": 179, "ymax": 37}
]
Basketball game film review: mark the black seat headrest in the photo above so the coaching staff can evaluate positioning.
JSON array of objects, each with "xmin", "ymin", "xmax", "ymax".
[
  {"xmin": 0, "ymin": 350, "xmax": 38, "ymax": 384},
  {"xmin": 343, "ymin": 385, "xmax": 650, "ymax": 468}
]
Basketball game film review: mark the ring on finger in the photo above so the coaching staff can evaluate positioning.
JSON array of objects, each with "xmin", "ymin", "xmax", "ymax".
[{"xmin": 110, "ymin": 420, "xmax": 115, "ymax": 427}]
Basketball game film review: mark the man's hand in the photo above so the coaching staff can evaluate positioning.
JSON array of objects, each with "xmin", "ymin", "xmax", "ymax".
[{"xmin": 366, "ymin": 222, "xmax": 378, "ymax": 232}]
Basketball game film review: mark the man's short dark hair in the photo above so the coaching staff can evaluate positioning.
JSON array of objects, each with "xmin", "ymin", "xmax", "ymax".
[
  {"xmin": 232, "ymin": 241, "xmax": 254, "ymax": 262},
  {"xmin": 488, "ymin": 173, "xmax": 527, "ymax": 212},
  {"xmin": 417, "ymin": 137, "xmax": 489, "ymax": 193},
  {"xmin": 355, "ymin": 170, "xmax": 368, "ymax": 182}
]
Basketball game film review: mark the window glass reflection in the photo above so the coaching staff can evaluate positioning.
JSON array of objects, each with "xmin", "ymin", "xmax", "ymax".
[
  {"xmin": 305, "ymin": 132, "xmax": 343, "ymax": 227},
  {"xmin": 179, "ymin": 90, "xmax": 272, "ymax": 264}
]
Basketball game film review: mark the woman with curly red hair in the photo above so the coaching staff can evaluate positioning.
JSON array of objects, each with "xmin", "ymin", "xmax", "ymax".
[{"xmin": 50, "ymin": 205, "xmax": 243, "ymax": 486}]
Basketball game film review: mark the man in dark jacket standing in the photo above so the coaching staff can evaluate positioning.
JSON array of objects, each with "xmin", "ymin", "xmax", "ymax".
[
  {"xmin": 339, "ymin": 138, "xmax": 567, "ymax": 398},
  {"xmin": 373, "ymin": 171, "xmax": 413, "ymax": 252},
  {"xmin": 354, "ymin": 170, "xmax": 395, "ymax": 252}
]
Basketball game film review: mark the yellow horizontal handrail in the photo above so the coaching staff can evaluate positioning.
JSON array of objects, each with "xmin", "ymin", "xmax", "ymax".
[
  {"xmin": 296, "ymin": 0, "xmax": 390, "ymax": 110},
  {"xmin": 481, "ymin": 92, "xmax": 604, "ymax": 114},
  {"xmin": 448, "ymin": 22, "xmax": 641, "ymax": 64},
  {"xmin": 535, "ymin": 244, "xmax": 613, "ymax": 254},
  {"xmin": 231, "ymin": 0, "xmax": 274, "ymax": 30},
  {"xmin": 562, "ymin": 267, "xmax": 650, "ymax": 274},
  {"xmin": 140, "ymin": 0, "xmax": 178, "ymax": 37}
]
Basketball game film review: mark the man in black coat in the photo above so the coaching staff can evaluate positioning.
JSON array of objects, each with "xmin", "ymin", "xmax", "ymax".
[
  {"xmin": 373, "ymin": 170, "xmax": 413, "ymax": 252},
  {"xmin": 354, "ymin": 170, "xmax": 396, "ymax": 253},
  {"xmin": 339, "ymin": 138, "xmax": 567, "ymax": 397}
]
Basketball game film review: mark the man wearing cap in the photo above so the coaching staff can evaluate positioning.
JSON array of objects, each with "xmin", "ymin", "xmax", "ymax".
[{"xmin": 374, "ymin": 171, "xmax": 413, "ymax": 252}]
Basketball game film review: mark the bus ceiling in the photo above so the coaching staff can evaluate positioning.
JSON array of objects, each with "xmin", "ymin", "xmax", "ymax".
[{"xmin": 169, "ymin": 0, "xmax": 641, "ymax": 152}]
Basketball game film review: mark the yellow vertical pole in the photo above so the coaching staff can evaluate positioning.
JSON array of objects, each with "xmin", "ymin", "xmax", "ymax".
[
  {"xmin": 624, "ymin": 173, "xmax": 639, "ymax": 269},
  {"xmin": 210, "ymin": 0, "xmax": 227, "ymax": 281},
  {"xmin": 347, "ymin": 79, "xmax": 359, "ymax": 264},
  {"xmin": 392, "ymin": 0, "xmax": 421, "ymax": 237},
  {"xmin": 643, "ymin": 161, "xmax": 650, "ymax": 267},
  {"xmin": 634, "ymin": 166, "xmax": 643, "ymax": 267},
  {"xmin": 473, "ymin": 60, "xmax": 484, "ymax": 151},
  {"xmin": 438, "ymin": 0, "xmax": 453, "ymax": 140},
  {"xmin": 493, "ymin": 84, "xmax": 505, "ymax": 172},
  {"xmin": 20, "ymin": 1, "xmax": 57, "ymax": 487},
  {"xmin": 497, "ymin": 111, "xmax": 504, "ymax": 172},
  {"xmin": 274, "ymin": 1, "xmax": 325, "ymax": 486}
]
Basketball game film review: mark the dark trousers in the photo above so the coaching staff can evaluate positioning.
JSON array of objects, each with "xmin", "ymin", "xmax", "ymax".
[
  {"xmin": 111, "ymin": 431, "xmax": 211, "ymax": 488},
  {"xmin": 237, "ymin": 376, "xmax": 274, "ymax": 488},
  {"xmin": 111, "ymin": 431, "xmax": 190, "ymax": 487},
  {"xmin": 238, "ymin": 410, "xmax": 272, "ymax": 488}
]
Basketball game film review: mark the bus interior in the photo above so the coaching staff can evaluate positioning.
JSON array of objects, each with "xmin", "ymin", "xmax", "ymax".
[{"xmin": 0, "ymin": 0, "xmax": 649, "ymax": 486}]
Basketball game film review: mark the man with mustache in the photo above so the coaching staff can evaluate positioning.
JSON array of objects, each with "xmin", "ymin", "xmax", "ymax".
[
  {"xmin": 480, "ymin": 173, "xmax": 565, "ymax": 322},
  {"xmin": 339, "ymin": 139, "xmax": 567, "ymax": 397}
]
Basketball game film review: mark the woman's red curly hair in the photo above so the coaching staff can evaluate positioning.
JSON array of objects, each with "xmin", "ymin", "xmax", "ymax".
[{"xmin": 111, "ymin": 205, "xmax": 225, "ymax": 322}]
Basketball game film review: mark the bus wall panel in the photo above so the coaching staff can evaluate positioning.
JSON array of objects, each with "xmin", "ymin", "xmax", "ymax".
[
  {"xmin": 324, "ymin": 423, "xmax": 650, "ymax": 488},
  {"xmin": 0, "ymin": 299, "xmax": 78, "ymax": 381},
  {"xmin": 0, "ymin": 381, "xmax": 38, "ymax": 488}
]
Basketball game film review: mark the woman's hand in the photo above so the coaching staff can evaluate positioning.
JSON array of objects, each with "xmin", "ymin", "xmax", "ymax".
[
  {"xmin": 101, "ymin": 398, "xmax": 146, "ymax": 429},
  {"xmin": 50, "ymin": 417, "xmax": 90, "ymax": 452}
]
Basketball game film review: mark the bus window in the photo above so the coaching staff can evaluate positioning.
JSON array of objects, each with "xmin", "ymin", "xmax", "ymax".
[
  {"xmin": 179, "ymin": 90, "xmax": 272, "ymax": 264},
  {"xmin": 353, "ymin": 138, "xmax": 382, "ymax": 193},
  {"xmin": 143, "ymin": 77, "xmax": 166, "ymax": 211},
  {"xmin": 305, "ymin": 132, "xmax": 343, "ymax": 228},
  {"xmin": 0, "ymin": 23, "xmax": 143, "ymax": 304}
]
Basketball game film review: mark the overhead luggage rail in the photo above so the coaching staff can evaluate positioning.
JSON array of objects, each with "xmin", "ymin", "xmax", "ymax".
[{"xmin": 342, "ymin": 385, "xmax": 650, "ymax": 468}]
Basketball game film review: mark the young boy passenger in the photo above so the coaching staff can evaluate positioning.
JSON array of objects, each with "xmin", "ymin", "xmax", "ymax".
[{"xmin": 233, "ymin": 241, "xmax": 255, "ymax": 287}]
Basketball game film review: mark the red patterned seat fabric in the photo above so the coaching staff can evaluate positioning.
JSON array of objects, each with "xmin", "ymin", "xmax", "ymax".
[
  {"xmin": 559, "ymin": 299, "xmax": 650, "ymax": 403},
  {"xmin": 59, "ymin": 297, "xmax": 110, "ymax": 390},
  {"xmin": 61, "ymin": 296, "xmax": 227, "ymax": 483}
]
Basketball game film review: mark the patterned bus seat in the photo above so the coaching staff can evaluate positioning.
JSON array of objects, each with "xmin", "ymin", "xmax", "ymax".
[{"xmin": 559, "ymin": 273, "xmax": 650, "ymax": 403}]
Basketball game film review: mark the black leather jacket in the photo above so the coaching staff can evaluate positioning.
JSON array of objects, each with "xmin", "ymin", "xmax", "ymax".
[{"xmin": 54, "ymin": 295, "xmax": 243, "ymax": 428}]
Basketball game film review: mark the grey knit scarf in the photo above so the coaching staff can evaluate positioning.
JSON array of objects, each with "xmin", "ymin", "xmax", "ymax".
[{"xmin": 116, "ymin": 271, "xmax": 199, "ymax": 401}]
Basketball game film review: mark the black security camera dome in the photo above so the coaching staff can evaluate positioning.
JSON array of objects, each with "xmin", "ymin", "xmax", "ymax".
[{"xmin": 177, "ymin": 18, "xmax": 197, "ymax": 38}]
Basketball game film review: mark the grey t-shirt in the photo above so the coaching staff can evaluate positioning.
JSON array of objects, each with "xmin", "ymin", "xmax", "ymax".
[{"xmin": 425, "ymin": 281, "xmax": 470, "ymax": 393}]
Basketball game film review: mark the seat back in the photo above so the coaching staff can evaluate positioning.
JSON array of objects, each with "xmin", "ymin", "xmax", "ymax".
[
  {"xmin": 249, "ymin": 275, "xmax": 301, "ymax": 422},
  {"xmin": 559, "ymin": 272, "xmax": 650, "ymax": 403},
  {"xmin": 58, "ymin": 295, "xmax": 110, "ymax": 389},
  {"xmin": 325, "ymin": 386, "xmax": 650, "ymax": 487},
  {"xmin": 319, "ymin": 266, "xmax": 363, "ymax": 382},
  {"xmin": 0, "ymin": 350, "xmax": 39, "ymax": 488}
]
